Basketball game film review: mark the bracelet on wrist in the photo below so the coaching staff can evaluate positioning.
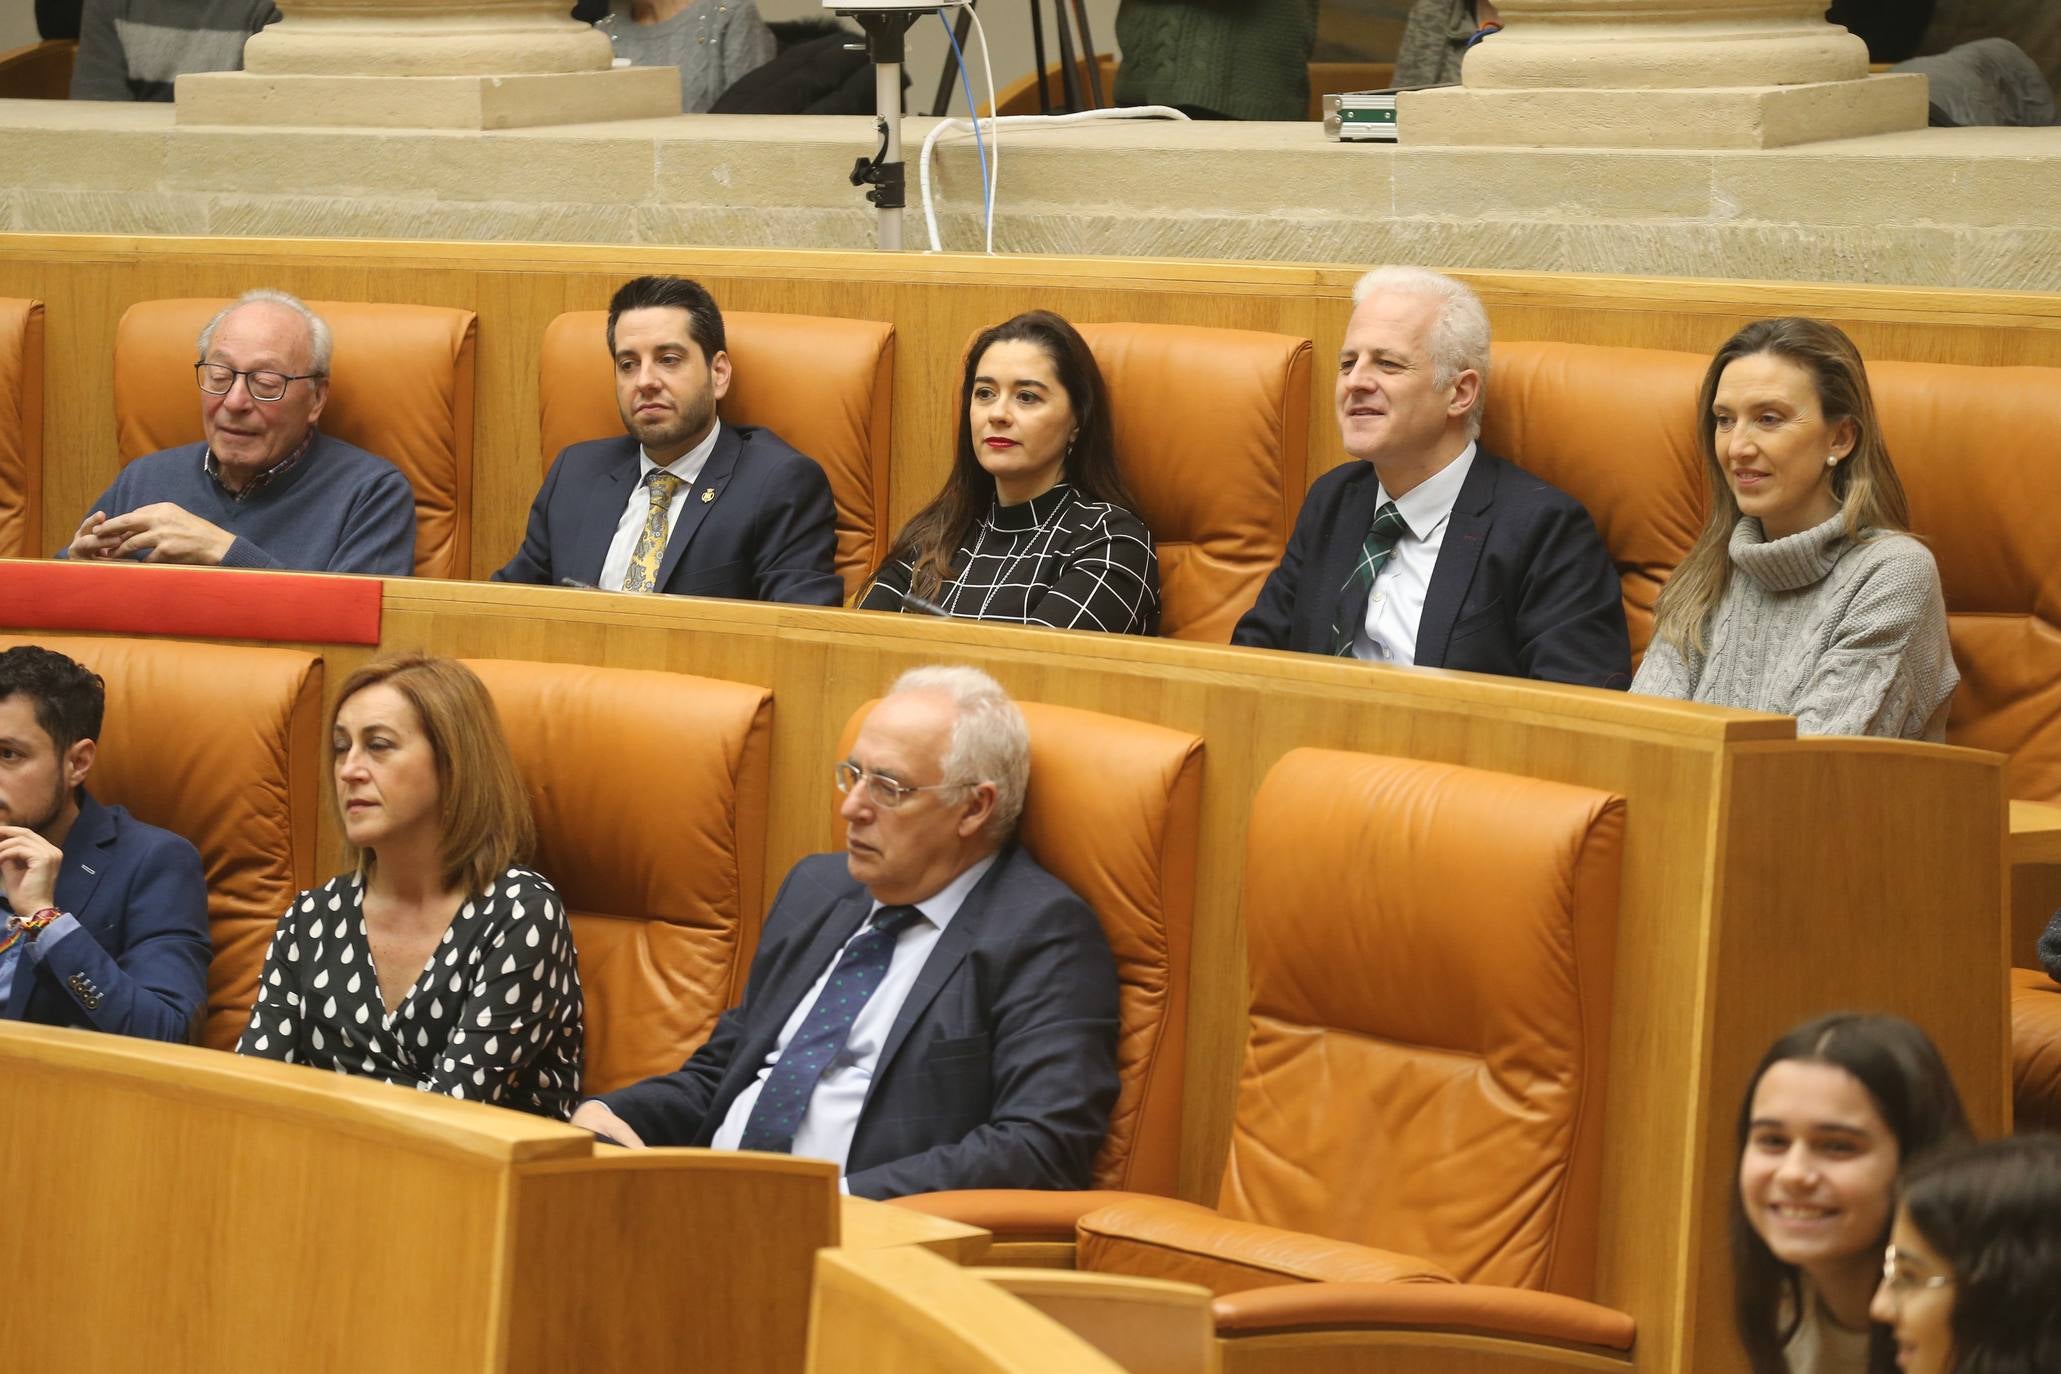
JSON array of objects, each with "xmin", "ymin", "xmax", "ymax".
[{"xmin": 6, "ymin": 906, "xmax": 61, "ymax": 936}]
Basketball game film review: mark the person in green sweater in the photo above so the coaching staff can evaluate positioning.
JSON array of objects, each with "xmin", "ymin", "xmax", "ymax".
[
  {"xmin": 1114, "ymin": 0, "xmax": 1317, "ymax": 121},
  {"xmin": 1632, "ymin": 317, "xmax": 1958, "ymax": 740}
]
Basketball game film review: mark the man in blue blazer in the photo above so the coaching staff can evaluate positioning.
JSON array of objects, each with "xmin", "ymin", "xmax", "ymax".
[
  {"xmin": 572, "ymin": 667, "xmax": 1121, "ymax": 1200},
  {"xmin": 1234, "ymin": 266, "xmax": 1631, "ymax": 688},
  {"xmin": 494, "ymin": 275, "xmax": 842, "ymax": 605},
  {"xmin": 0, "ymin": 646, "xmax": 210, "ymax": 1042}
]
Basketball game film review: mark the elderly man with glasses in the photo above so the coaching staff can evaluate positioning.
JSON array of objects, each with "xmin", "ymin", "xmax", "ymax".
[
  {"xmin": 572, "ymin": 665, "xmax": 1121, "ymax": 1201},
  {"xmin": 63, "ymin": 289, "xmax": 415, "ymax": 574}
]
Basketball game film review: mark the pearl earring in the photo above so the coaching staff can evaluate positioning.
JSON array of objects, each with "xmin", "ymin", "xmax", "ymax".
[{"xmin": 1826, "ymin": 454, "xmax": 1840, "ymax": 467}]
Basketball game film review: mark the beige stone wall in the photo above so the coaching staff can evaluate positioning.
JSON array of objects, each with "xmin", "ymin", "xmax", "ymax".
[{"xmin": 5, "ymin": 99, "xmax": 2061, "ymax": 291}]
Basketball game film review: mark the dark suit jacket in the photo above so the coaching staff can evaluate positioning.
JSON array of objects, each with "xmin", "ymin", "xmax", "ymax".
[
  {"xmin": 2, "ymin": 790, "xmax": 210, "ymax": 1042},
  {"xmin": 492, "ymin": 425, "xmax": 843, "ymax": 605},
  {"xmin": 1232, "ymin": 449, "xmax": 1632, "ymax": 688},
  {"xmin": 600, "ymin": 846, "xmax": 1121, "ymax": 1200}
]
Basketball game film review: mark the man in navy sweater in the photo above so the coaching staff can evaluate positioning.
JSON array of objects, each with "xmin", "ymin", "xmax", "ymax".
[{"xmin": 62, "ymin": 290, "xmax": 415, "ymax": 575}]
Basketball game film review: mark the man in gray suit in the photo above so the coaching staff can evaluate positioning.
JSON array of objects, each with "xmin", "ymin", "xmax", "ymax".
[{"xmin": 571, "ymin": 666, "xmax": 1120, "ymax": 1200}]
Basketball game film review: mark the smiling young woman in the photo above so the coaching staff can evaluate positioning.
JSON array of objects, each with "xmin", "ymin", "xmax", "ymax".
[
  {"xmin": 1632, "ymin": 318, "xmax": 1960, "ymax": 740},
  {"xmin": 857, "ymin": 311, "xmax": 1161, "ymax": 636},
  {"xmin": 234, "ymin": 655, "xmax": 583, "ymax": 1120},
  {"xmin": 1733, "ymin": 1013, "xmax": 1973, "ymax": 1374}
]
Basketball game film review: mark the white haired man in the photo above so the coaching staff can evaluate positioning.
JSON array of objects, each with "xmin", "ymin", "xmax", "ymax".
[
  {"xmin": 572, "ymin": 665, "xmax": 1120, "ymax": 1200},
  {"xmin": 1234, "ymin": 266, "xmax": 1630, "ymax": 687},
  {"xmin": 64, "ymin": 289, "xmax": 415, "ymax": 575}
]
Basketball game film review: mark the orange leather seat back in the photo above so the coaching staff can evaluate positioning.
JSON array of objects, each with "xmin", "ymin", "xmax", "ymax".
[
  {"xmin": 0, "ymin": 633, "xmax": 322, "ymax": 1049},
  {"xmin": 1483, "ymin": 341, "xmax": 1707, "ymax": 663},
  {"xmin": 0, "ymin": 299, "xmax": 43, "ymax": 558},
  {"xmin": 1076, "ymin": 323, "xmax": 1311, "ymax": 643},
  {"xmin": 1222, "ymin": 748, "xmax": 1624, "ymax": 1296},
  {"xmin": 1866, "ymin": 359, "xmax": 2061, "ymax": 800},
  {"xmin": 836, "ymin": 697, "xmax": 1203, "ymax": 1195},
  {"xmin": 538, "ymin": 310, "xmax": 894, "ymax": 598},
  {"xmin": 112, "ymin": 298, "xmax": 476, "ymax": 578},
  {"xmin": 463, "ymin": 659, "xmax": 772, "ymax": 1095}
]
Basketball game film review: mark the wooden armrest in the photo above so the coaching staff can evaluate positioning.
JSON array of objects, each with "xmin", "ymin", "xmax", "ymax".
[
  {"xmin": 1076, "ymin": 1197, "xmax": 1454, "ymax": 1292},
  {"xmin": 890, "ymin": 1189, "xmax": 1143, "ymax": 1241},
  {"xmin": 1213, "ymin": 1282, "xmax": 1636, "ymax": 1352},
  {"xmin": 2010, "ymin": 800, "xmax": 2061, "ymax": 865}
]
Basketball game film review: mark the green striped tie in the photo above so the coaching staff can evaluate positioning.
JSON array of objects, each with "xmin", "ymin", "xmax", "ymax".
[{"xmin": 1332, "ymin": 500, "xmax": 1410, "ymax": 656}]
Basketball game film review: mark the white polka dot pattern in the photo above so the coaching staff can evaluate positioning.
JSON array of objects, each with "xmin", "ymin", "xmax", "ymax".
[{"xmin": 233, "ymin": 868, "xmax": 585, "ymax": 1119}]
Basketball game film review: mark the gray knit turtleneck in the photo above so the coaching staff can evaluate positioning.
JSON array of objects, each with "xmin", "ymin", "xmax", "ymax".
[{"xmin": 1631, "ymin": 514, "xmax": 1959, "ymax": 741}]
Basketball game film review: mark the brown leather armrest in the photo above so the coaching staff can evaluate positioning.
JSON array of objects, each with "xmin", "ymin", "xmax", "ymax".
[
  {"xmin": 1076, "ymin": 1197, "xmax": 1455, "ymax": 1294},
  {"xmin": 1213, "ymin": 1281, "xmax": 1637, "ymax": 1352},
  {"xmin": 889, "ymin": 1190, "xmax": 1143, "ymax": 1241}
]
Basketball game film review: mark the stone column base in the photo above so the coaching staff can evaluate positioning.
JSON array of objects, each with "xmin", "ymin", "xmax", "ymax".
[
  {"xmin": 1400, "ymin": 74, "xmax": 1929, "ymax": 151},
  {"xmin": 174, "ymin": 66, "xmax": 681, "ymax": 131}
]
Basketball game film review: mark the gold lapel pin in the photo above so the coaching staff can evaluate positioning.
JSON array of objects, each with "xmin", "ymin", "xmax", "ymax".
[{"xmin": 700, "ymin": 487, "xmax": 715, "ymax": 503}]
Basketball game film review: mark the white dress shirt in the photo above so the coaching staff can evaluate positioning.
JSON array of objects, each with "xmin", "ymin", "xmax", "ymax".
[
  {"xmin": 597, "ymin": 421, "xmax": 724, "ymax": 592},
  {"xmin": 711, "ymin": 853, "xmax": 1000, "ymax": 1187},
  {"xmin": 1353, "ymin": 441, "xmax": 1477, "ymax": 667}
]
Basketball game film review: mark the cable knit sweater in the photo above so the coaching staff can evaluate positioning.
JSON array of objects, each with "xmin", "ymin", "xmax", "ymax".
[{"xmin": 1632, "ymin": 515, "xmax": 1958, "ymax": 741}]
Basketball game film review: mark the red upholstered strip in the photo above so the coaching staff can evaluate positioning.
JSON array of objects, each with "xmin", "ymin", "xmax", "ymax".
[{"xmin": 0, "ymin": 561, "xmax": 382, "ymax": 645}]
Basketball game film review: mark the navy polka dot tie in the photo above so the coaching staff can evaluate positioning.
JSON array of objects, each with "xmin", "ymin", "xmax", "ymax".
[{"xmin": 737, "ymin": 904, "xmax": 923, "ymax": 1153}]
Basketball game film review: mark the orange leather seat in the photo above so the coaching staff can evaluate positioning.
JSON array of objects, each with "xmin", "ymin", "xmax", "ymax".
[
  {"xmin": 1868, "ymin": 359, "xmax": 2061, "ymax": 801},
  {"xmin": 2012, "ymin": 967, "xmax": 2061, "ymax": 1133},
  {"xmin": 112, "ymin": 298, "xmax": 477, "ymax": 578},
  {"xmin": 1483, "ymin": 341, "xmax": 1705, "ymax": 665},
  {"xmin": 0, "ymin": 633, "xmax": 322, "ymax": 1049},
  {"xmin": 904, "ymin": 748, "xmax": 1632, "ymax": 1362},
  {"xmin": 839, "ymin": 697, "xmax": 1203, "ymax": 1195},
  {"xmin": 0, "ymin": 298, "xmax": 43, "ymax": 558},
  {"xmin": 1076, "ymin": 323, "xmax": 1311, "ymax": 644},
  {"xmin": 461, "ymin": 658, "xmax": 773, "ymax": 1096},
  {"xmin": 537, "ymin": 310, "xmax": 894, "ymax": 599}
]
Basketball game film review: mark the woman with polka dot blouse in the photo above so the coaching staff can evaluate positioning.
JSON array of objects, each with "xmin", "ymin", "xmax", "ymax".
[{"xmin": 236, "ymin": 654, "xmax": 583, "ymax": 1120}]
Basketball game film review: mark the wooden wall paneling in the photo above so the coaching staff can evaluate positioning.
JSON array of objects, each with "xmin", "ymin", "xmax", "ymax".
[
  {"xmin": 1685, "ymin": 739, "xmax": 2010, "ymax": 1370},
  {"xmin": 502, "ymin": 1152, "xmax": 839, "ymax": 1374},
  {"xmin": 0, "ymin": 1022, "xmax": 570, "ymax": 1372}
]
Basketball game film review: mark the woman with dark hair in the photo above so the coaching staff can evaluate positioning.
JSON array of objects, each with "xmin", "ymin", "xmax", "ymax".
[
  {"xmin": 859, "ymin": 310, "xmax": 1160, "ymax": 635},
  {"xmin": 1870, "ymin": 1134, "xmax": 2061, "ymax": 1374},
  {"xmin": 1733, "ymin": 1012, "xmax": 1972, "ymax": 1374},
  {"xmin": 236, "ymin": 654, "xmax": 583, "ymax": 1120},
  {"xmin": 1633, "ymin": 317, "xmax": 1957, "ymax": 739}
]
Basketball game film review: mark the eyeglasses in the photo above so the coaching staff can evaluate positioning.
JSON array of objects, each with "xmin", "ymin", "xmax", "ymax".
[
  {"xmin": 195, "ymin": 362, "xmax": 324, "ymax": 403},
  {"xmin": 1880, "ymin": 1245, "xmax": 1953, "ymax": 1296},
  {"xmin": 833, "ymin": 761, "xmax": 968, "ymax": 810}
]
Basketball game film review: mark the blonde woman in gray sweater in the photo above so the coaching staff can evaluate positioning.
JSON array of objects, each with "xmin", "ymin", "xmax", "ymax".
[{"xmin": 1633, "ymin": 318, "xmax": 1958, "ymax": 740}]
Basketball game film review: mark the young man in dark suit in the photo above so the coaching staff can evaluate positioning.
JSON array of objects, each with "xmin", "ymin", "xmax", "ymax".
[
  {"xmin": 0, "ymin": 646, "xmax": 210, "ymax": 1041},
  {"xmin": 1233, "ymin": 265, "xmax": 1631, "ymax": 688},
  {"xmin": 572, "ymin": 666, "xmax": 1120, "ymax": 1200},
  {"xmin": 495, "ymin": 274, "xmax": 842, "ymax": 605}
]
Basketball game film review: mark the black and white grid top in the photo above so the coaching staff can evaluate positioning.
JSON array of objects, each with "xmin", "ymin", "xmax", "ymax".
[
  {"xmin": 859, "ymin": 484, "xmax": 1161, "ymax": 635},
  {"xmin": 235, "ymin": 867, "xmax": 584, "ymax": 1121}
]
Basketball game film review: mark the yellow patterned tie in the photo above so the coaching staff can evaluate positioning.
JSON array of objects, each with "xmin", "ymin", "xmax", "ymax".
[{"xmin": 621, "ymin": 472, "xmax": 685, "ymax": 593}]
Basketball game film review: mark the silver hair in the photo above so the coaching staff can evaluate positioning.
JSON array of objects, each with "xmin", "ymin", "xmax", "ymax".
[
  {"xmin": 887, "ymin": 664, "xmax": 1029, "ymax": 841},
  {"xmin": 1350, "ymin": 265, "xmax": 1491, "ymax": 439},
  {"xmin": 196, "ymin": 289, "xmax": 333, "ymax": 376}
]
